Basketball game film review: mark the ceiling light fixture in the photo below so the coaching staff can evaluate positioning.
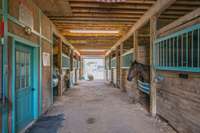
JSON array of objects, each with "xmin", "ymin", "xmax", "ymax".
[{"xmin": 69, "ymin": 30, "xmax": 119, "ymax": 34}]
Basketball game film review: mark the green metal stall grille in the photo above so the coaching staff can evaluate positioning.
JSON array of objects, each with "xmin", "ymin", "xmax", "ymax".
[
  {"xmin": 111, "ymin": 57, "xmax": 116, "ymax": 68},
  {"xmin": 62, "ymin": 54, "xmax": 70, "ymax": 69},
  {"xmin": 73, "ymin": 59, "xmax": 78, "ymax": 68},
  {"xmin": 154, "ymin": 24, "xmax": 200, "ymax": 72},
  {"xmin": 121, "ymin": 49, "xmax": 134, "ymax": 68}
]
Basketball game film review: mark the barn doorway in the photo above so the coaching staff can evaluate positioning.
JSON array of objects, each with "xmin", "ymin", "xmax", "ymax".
[{"xmin": 83, "ymin": 58, "xmax": 104, "ymax": 80}]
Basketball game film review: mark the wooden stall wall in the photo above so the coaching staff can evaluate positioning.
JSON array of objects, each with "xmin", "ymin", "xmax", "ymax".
[
  {"xmin": 42, "ymin": 40, "xmax": 52, "ymax": 112},
  {"xmin": 157, "ymin": 72, "xmax": 200, "ymax": 133},
  {"xmin": 155, "ymin": 18, "xmax": 200, "ymax": 133},
  {"xmin": 112, "ymin": 69, "xmax": 117, "ymax": 86},
  {"xmin": 41, "ymin": 12, "xmax": 53, "ymax": 113},
  {"xmin": 122, "ymin": 69, "xmax": 140, "ymax": 101}
]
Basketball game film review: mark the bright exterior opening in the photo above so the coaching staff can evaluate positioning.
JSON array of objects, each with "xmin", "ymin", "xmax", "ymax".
[{"xmin": 83, "ymin": 58, "xmax": 104, "ymax": 80}]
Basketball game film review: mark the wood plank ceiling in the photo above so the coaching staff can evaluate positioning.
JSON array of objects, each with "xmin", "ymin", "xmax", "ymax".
[
  {"xmin": 49, "ymin": 0, "xmax": 157, "ymax": 55},
  {"xmin": 33, "ymin": 0, "xmax": 200, "ymax": 56}
]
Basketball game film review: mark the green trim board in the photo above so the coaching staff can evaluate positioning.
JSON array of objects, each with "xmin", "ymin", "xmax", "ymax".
[
  {"xmin": 8, "ymin": 32, "xmax": 39, "ymax": 47},
  {"xmin": 154, "ymin": 24, "xmax": 200, "ymax": 72}
]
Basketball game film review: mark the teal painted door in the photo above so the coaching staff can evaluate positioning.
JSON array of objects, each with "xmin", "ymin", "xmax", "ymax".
[{"xmin": 15, "ymin": 43, "xmax": 34, "ymax": 132}]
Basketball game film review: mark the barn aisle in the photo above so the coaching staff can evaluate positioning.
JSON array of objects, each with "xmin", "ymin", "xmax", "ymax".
[{"xmin": 26, "ymin": 80, "xmax": 175, "ymax": 133}]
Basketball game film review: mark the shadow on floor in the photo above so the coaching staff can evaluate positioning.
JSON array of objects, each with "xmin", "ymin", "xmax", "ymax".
[{"xmin": 25, "ymin": 114, "xmax": 65, "ymax": 133}]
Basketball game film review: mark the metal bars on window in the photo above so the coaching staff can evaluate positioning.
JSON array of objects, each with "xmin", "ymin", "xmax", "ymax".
[
  {"xmin": 111, "ymin": 57, "xmax": 116, "ymax": 68},
  {"xmin": 155, "ymin": 24, "xmax": 200, "ymax": 72},
  {"xmin": 121, "ymin": 49, "xmax": 134, "ymax": 68},
  {"xmin": 62, "ymin": 54, "xmax": 70, "ymax": 69}
]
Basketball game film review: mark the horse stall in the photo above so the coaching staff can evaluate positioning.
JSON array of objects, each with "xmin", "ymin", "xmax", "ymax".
[
  {"xmin": 153, "ymin": 9, "xmax": 200, "ymax": 132},
  {"xmin": 135, "ymin": 24, "xmax": 151, "ymax": 111},
  {"xmin": 111, "ymin": 51, "xmax": 117, "ymax": 86},
  {"xmin": 120, "ymin": 36, "xmax": 137, "ymax": 98},
  {"xmin": 105, "ymin": 55, "xmax": 112, "ymax": 82},
  {"xmin": 73, "ymin": 56, "xmax": 79, "ymax": 85},
  {"xmin": 53, "ymin": 35, "xmax": 71, "ymax": 96}
]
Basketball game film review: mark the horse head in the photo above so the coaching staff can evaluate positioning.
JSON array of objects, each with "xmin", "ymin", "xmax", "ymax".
[{"xmin": 127, "ymin": 61, "xmax": 139, "ymax": 81}]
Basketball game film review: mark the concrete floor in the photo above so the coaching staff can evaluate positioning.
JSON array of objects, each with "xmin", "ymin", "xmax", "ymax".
[{"xmin": 26, "ymin": 80, "xmax": 176, "ymax": 133}]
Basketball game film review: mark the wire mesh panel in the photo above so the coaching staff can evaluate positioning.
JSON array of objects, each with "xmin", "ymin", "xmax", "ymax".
[
  {"xmin": 62, "ymin": 54, "xmax": 70, "ymax": 69},
  {"xmin": 155, "ymin": 24, "xmax": 200, "ymax": 72}
]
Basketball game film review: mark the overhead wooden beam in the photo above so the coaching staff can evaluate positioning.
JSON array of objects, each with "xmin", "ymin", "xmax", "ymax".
[
  {"xmin": 79, "ymin": 51, "xmax": 106, "ymax": 56},
  {"xmin": 157, "ymin": 8, "xmax": 200, "ymax": 36},
  {"xmin": 52, "ymin": 20, "xmax": 135, "ymax": 24},
  {"xmin": 69, "ymin": 0, "xmax": 156, "ymax": 4},
  {"xmin": 62, "ymin": 33, "xmax": 122, "ymax": 37},
  {"xmin": 51, "ymin": 17, "xmax": 138, "ymax": 22},
  {"xmin": 107, "ymin": 0, "xmax": 176, "ymax": 55},
  {"xmin": 73, "ymin": 45, "xmax": 113, "ymax": 50},
  {"xmin": 65, "ymin": 36, "xmax": 120, "ymax": 40},
  {"xmin": 70, "ymin": 3, "xmax": 151, "ymax": 10}
]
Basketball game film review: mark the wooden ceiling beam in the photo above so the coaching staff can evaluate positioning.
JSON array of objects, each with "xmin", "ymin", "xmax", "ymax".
[
  {"xmin": 50, "ymin": 14, "xmax": 142, "ymax": 19},
  {"xmin": 72, "ymin": 44, "xmax": 113, "ymax": 49},
  {"xmin": 70, "ymin": 3, "xmax": 152, "ymax": 10},
  {"xmin": 69, "ymin": 3, "xmax": 199, "ymax": 11},
  {"xmin": 52, "ymin": 20, "xmax": 135, "ymax": 24},
  {"xmin": 51, "ymin": 17, "xmax": 138, "ymax": 22},
  {"xmin": 69, "ymin": 0, "xmax": 156, "ymax": 4},
  {"xmin": 65, "ymin": 36, "xmax": 120, "ymax": 40},
  {"xmin": 71, "ymin": 8, "xmax": 191, "ymax": 16},
  {"xmin": 108, "ymin": 0, "xmax": 176, "ymax": 54},
  {"xmin": 69, "ymin": 40, "xmax": 117, "ymax": 44},
  {"xmin": 62, "ymin": 33, "xmax": 122, "ymax": 37},
  {"xmin": 158, "ymin": 8, "xmax": 200, "ymax": 36}
]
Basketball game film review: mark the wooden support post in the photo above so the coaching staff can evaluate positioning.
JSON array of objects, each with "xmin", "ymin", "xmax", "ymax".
[
  {"xmin": 134, "ymin": 31, "xmax": 139, "ymax": 61},
  {"xmin": 119, "ymin": 43, "xmax": 124, "ymax": 90},
  {"xmin": 116, "ymin": 48, "xmax": 120, "ymax": 87},
  {"xmin": 70, "ymin": 49, "xmax": 74, "ymax": 71},
  {"xmin": 58, "ymin": 38, "xmax": 63, "ymax": 96},
  {"xmin": 150, "ymin": 15, "xmax": 158, "ymax": 117},
  {"xmin": 80, "ymin": 57, "xmax": 83, "ymax": 80},
  {"xmin": 108, "ymin": 53, "xmax": 112, "ymax": 82}
]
